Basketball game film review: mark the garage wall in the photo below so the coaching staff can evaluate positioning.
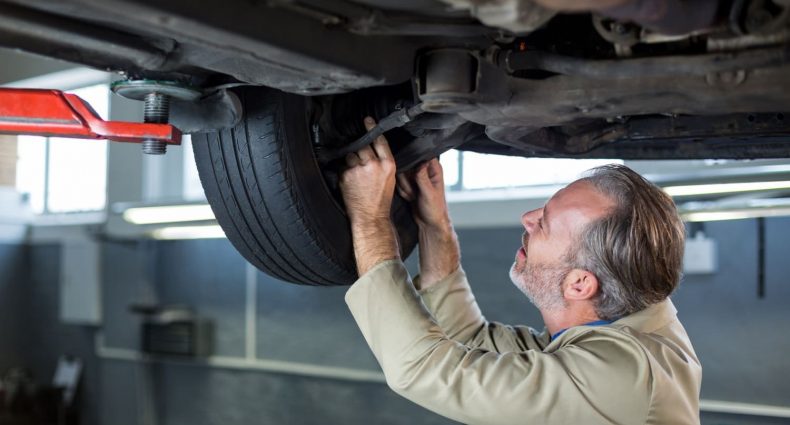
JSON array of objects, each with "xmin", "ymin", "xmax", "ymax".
[
  {"xmin": 6, "ymin": 217, "xmax": 790, "ymax": 425},
  {"xmin": 0, "ymin": 244, "xmax": 29, "ymax": 371}
]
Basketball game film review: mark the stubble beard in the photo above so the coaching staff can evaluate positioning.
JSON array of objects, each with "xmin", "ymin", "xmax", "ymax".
[{"xmin": 510, "ymin": 258, "xmax": 570, "ymax": 312}]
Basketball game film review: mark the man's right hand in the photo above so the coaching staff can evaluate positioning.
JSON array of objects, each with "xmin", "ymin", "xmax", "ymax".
[
  {"xmin": 397, "ymin": 158, "xmax": 460, "ymax": 289},
  {"xmin": 397, "ymin": 159, "xmax": 451, "ymax": 231}
]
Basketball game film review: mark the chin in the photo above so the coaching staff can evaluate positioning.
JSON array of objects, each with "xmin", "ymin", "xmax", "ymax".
[{"xmin": 509, "ymin": 262, "xmax": 524, "ymax": 289}]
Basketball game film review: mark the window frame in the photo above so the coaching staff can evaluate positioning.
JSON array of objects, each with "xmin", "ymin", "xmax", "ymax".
[{"xmin": 5, "ymin": 68, "xmax": 113, "ymax": 226}]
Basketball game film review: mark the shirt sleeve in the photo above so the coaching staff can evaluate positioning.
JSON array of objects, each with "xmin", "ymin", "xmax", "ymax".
[
  {"xmin": 415, "ymin": 266, "xmax": 547, "ymax": 352},
  {"xmin": 346, "ymin": 260, "xmax": 652, "ymax": 425}
]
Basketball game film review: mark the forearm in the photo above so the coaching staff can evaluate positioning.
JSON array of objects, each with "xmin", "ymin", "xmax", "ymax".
[
  {"xmin": 416, "ymin": 219, "xmax": 460, "ymax": 290},
  {"xmin": 350, "ymin": 218, "xmax": 400, "ymax": 276}
]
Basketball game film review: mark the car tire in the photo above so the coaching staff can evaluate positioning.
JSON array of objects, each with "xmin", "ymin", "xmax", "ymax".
[{"xmin": 191, "ymin": 86, "xmax": 418, "ymax": 285}]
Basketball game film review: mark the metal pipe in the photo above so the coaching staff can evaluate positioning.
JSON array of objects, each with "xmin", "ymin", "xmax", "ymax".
[
  {"xmin": 501, "ymin": 46, "xmax": 790, "ymax": 79},
  {"xmin": 0, "ymin": 3, "xmax": 167, "ymax": 72}
]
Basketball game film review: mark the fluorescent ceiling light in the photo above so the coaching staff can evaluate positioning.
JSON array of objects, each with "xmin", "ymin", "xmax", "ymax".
[
  {"xmin": 681, "ymin": 207, "xmax": 790, "ymax": 222},
  {"xmin": 150, "ymin": 225, "xmax": 226, "ymax": 240},
  {"xmin": 123, "ymin": 204, "xmax": 215, "ymax": 224},
  {"xmin": 664, "ymin": 180, "xmax": 790, "ymax": 197}
]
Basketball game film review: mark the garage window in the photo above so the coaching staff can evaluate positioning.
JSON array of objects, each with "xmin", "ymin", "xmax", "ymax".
[
  {"xmin": 181, "ymin": 135, "xmax": 207, "ymax": 201},
  {"xmin": 181, "ymin": 145, "xmax": 616, "ymax": 199},
  {"xmin": 443, "ymin": 150, "xmax": 621, "ymax": 191},
  {"xmin": 15, "ymin": 83, "xmax": 110, "ymax": 214}
]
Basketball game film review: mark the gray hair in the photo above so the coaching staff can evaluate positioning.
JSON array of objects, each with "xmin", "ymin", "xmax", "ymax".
[{"xmin": 568, "ymin": 165, "xmax": 685, "ymax": 320}]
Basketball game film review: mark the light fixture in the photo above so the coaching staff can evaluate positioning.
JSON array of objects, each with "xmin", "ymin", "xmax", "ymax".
[
  {"xmin": 680, "ymin": 206, "xmax": 790, "ymax": 222},
  {"xmin": 150, "ymin": 225, "xmax": 226, "ymax": 240},
  {"xmin": 664, "ymin": 180, "xmax": 790, "ymax": 197},
  {"xmin": 123, "ymin": 204, "xmax": 215, "ymax": 224}
]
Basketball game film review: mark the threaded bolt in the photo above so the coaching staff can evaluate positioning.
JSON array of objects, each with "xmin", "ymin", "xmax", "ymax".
[{"xmin": 142, "ymin": 92, "xmax": 170, "ymax": 155}]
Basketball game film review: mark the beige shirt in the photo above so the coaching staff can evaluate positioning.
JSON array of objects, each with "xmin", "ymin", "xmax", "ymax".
[{"xmin": 345, "ymin": 260, "xmax": 702, "ymax": 425}]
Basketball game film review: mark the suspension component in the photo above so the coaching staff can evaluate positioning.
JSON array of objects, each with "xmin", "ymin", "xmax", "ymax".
[
  {"xmin": 111, "ymin": 80, "xmax": 202, "ymax": 154},
  {"xmin": 316, "ymin": 102, "xmax": 426, "ymax": 163}
]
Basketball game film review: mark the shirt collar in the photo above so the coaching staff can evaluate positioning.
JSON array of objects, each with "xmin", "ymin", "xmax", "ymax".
[
  {"xmin": 551, "ymin": 319, "xmax": 614, "ymax": 341},
  {"xmin": 612, "ymin": 298, "xmax": 678, "ymax": 333}
]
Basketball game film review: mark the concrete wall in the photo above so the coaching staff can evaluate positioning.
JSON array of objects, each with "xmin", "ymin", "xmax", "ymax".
[{"xmin": 1, "ymin": 217, "xmax": 789, "ymax": 424}]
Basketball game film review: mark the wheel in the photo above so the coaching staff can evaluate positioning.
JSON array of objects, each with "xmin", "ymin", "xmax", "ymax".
[{"xmin": 191, "ymin": 86, "xmax": 418, "ymax": 285}]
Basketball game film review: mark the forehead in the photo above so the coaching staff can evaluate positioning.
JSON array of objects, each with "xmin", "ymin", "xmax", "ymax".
[{"xmin": 545, "ymin": 180, "xmax": 614, "ymax": 231}]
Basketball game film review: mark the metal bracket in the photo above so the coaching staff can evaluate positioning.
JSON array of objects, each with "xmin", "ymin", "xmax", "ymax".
[
  {"xmin": 169, "ymin": 90, "xmax": 243, "ymax": 134},
  {"xmin": 0, "ymin": 88, "xmax": 181, "ymax": 145}
]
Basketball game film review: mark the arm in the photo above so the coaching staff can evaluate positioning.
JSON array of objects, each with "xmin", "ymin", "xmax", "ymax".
[
  {"xmin": 396, "ymin": 158, "xmax": 460, "ymax": 287},
  {"xmin": 418, "ymin": 266, "xmax": 548, "ymax": 352},
  {"xmin": 339, "ymin": 117, "xmax": 401, "ymax": 276},
  {"xmin": 398, "ymin": 159, "xmax": 545, "ymax": 351},
  {"xmin": 346, "ymin": 261, "xmax": 652, "ymax": 425},
  {"xmin": 339, "ymin": 121, "xmax": 542, "ymax": 351}
]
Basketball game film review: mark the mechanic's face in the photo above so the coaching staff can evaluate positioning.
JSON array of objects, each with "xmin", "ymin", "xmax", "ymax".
[{"xmin": 510, "ymin": 180, "xmax": 613, "ymax": 312}]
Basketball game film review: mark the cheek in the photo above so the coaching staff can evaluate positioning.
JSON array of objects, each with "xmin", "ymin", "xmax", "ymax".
[{"xmin": 525, "ymin": 239, "xmax": 560, "ymax": 268}]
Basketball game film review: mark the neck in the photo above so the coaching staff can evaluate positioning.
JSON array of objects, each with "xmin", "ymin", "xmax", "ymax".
[{"xmin": 541, "ymin": 302, "xmax": 601, "ymax": 336}]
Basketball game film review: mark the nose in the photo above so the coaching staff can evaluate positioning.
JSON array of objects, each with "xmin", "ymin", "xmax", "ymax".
[{"xmin": 521, "ymin": 208, "xmax": 542, "ymax": 234}]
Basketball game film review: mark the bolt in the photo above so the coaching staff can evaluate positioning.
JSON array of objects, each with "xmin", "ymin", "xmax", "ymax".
[{"xmin": 142, "ymin": 92, "xmax": 170, "ymax": 155}]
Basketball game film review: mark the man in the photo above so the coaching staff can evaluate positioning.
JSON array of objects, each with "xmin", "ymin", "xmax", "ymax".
[{"xmin": 340, "ymin": 117, "xmax": 701, "ymax": 425}]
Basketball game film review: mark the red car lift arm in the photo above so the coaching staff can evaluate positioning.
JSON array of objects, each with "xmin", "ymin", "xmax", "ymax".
[{"xmin": 0, "ymin": 88, "xmax": 181, "ymax": 144}]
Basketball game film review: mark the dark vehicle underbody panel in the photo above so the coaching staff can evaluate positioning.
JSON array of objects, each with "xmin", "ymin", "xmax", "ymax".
[
  {"xmin": 1, "ymin": 0, "xmax": 790, "ymax": 160},
  {"xmin": 0, "ymin": 0, "xmax": 458, "ymax": 93}
]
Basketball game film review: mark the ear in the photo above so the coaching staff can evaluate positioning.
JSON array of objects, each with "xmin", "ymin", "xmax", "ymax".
[{"xmin": 562, "ymin": 269, "xmax": 599, "ymax": 301}]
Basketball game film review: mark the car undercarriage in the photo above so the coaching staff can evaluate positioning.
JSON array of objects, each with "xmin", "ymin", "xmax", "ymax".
[
  {"xmin": 2, "ymin": 0, "xmax": 789, "ymax": 159},
  {"xmin": 1, "ymin": 0, "xmax": 789, "ymax": 284}
]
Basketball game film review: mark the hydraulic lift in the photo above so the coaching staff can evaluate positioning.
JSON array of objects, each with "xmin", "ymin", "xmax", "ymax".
[{"xmin": 0, "ymin": 87, "xmax": 181, "ymax": 153}]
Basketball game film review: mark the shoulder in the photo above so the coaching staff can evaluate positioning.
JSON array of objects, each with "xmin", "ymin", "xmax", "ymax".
[
  {"xmin": 552, "ymin": 326, "xmax": 655, "ymax": 373},
  {"xmin": 553, "ymin": 328, "xmax": 655, "ymax": 388},
  {"xmin": 546, "ymin": 328, "xmax": 654, "ymax": 423},
  {"xmin": 484, "ymin": 322, "xmax": 550, "ymax": 351}
]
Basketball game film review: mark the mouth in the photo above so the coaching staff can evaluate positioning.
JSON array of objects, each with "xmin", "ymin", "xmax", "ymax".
[{"xmin": 516, "ymin": 232, "xmax": 528, "ymax": 260}]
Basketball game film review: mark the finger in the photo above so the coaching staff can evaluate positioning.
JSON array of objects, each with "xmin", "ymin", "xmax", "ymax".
[
  {"xmin": 397, "ymin": 186, "xmax": 411, "ymax": 201},
  {"xmin": 414, "ymin": 162, "xmax": 433, "ymax": 191},
  {"xmin": 364, "ymin": 117, "xmax": 393, "ymax": 160},
  {"xmin": 426, "ymin": 158, "xmax": 444, "ymax": 183},
  {"xmin": 364, "ymin": 116, "xmax": 376, "ymax": 131},
  {"xmin": 427, "ymin": 158, "xmax": 441, "ymax": 174},
  {"xmin": 356, "ymin": 145, "xmax": 375, "ymax": 165},
  {"xmin": 345, "ymin": 152, "xmax": 360, "ymax": 168},
  {"xmin": 371, "ymin": 135, "xmax": 393, "ymax": 161},
  {"xmin": 397, "ymin": 173, "xmax": 415, "ymax": 200}
]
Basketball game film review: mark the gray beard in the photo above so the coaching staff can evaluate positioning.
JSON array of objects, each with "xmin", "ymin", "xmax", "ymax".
[{"xmin": 510, "ymin": 261, "xmax": 570, "ymax": 312}]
